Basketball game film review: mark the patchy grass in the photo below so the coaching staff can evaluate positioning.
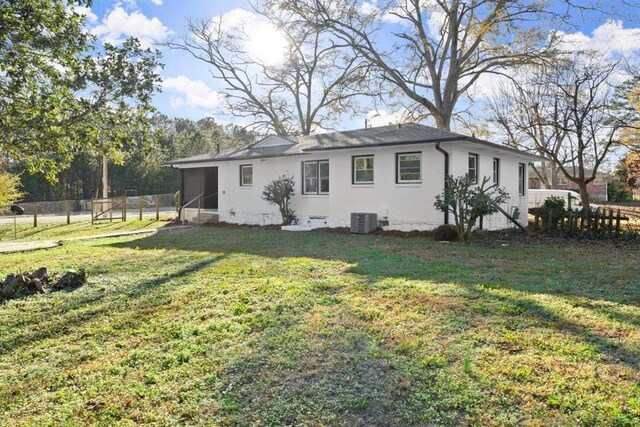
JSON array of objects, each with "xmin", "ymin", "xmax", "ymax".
[
  {"xmin": 0, "ymin": 225, "xmax": 639, "ymax": 425},
  {"xmin": 0, "ymin": 219, "xmax": 171, "ymax": 242}
]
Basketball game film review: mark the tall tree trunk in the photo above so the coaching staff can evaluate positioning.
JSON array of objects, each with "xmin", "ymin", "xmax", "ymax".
[
  {"xmin": 102, "ymin": 155, "xmax": 108, "ymax": 198},
  {"xmin": 434, "ymin": 110, "xmax": 451, "ymax": 131},
  {"xmin": 578, "ymin": 183, "xmax": 590, "ymax": 213}
]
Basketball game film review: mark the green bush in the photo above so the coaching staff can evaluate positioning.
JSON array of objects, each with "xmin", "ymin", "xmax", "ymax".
[
  {"xmin": 432, "ymin": 224, "xmax": 458, "ymax": 241},
  {"xmin": 540, "ymin": 196, "xmax": 565, "ymax": 232},
  {"xmin": 0, "ymin": 171, "xmax": 24, "ymax": 210},
  {"xmin": 434, "ymin": 175, "xmax": 509, "ymax": 242},
  {"xmin": 262, "ymin": 175, "xmax": 296, "ymax": 225},
  {"xmin": 607, "ymin": 180, "xmax": 633, "ymax": 202}
]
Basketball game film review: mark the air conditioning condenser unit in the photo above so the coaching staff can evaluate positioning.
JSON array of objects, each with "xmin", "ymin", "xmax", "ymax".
[{"xmin": 350, "ymin": 213, "xmax": 378, "ymax": 234}]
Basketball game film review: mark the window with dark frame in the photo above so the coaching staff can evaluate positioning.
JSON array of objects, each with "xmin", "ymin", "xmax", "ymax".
[
  {"xmin": 468, "ymin": 153, "xmax": 478, "ymax": 184},
  {"xmin": 493, "ymin": 158, "xmax": 500, "ymax": 185},
  {"xmin": 240, "ymin": 164, "xmax": 253, "ymax": 187},
  {"xmin": 518, "ymin": 163, "xmax": 526, "ymax": 195},
  {"xmin": 396, "ymin": 152, "xmax": 421, "ymax": 183},
  {"xmin": 352, "ymin": 155, "xmax": 374, "ymax": 184},
  {"xmin": 303, "ymin": 160, "xmax": 329, "ymax": 194}
]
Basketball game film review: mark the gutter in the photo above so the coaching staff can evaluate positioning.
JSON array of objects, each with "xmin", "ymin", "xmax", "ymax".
[{"xmin": 435, "ymin": 141, "xmax": 450, "ymax": 225}]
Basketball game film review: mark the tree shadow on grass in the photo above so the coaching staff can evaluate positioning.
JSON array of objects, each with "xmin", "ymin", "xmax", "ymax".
[
  {"xmin": 467, "ymin": 284, "xmax": 640, "ymax": 369},
  {"xmin": 0, "ymin": 222, "xmax": 67, "ymax": 241},
  {"xmin": 200, "ymin": 292, "xmax": 420, "ymax": 426},
  {"xmin": 110, "ymin": 227, "xmax": 640, "ymax": 373},
  {"xmin": 111, "ymin": 227, "xmax": 640, "ymax": 305},
  {"xmin": 0, "ymin": 255, "xmax": 226, "ymax": 356}
]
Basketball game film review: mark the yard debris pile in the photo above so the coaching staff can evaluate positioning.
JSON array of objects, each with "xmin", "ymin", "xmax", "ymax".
[{"xmin": 0, "ymin": 268, "xmax": 86, "ymax": 300}]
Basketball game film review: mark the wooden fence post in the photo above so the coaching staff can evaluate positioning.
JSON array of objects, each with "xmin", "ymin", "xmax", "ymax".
[
  {"xmin": 122, "ymin": 196, "xmax": 127, "ymax": 222},
  {"xmin": 91, "ymin": 200, "xmax": 94, "ymax": 225},
  {"xmin": 33, "ymin": 202, "xmax": 38, "ymax": 228},
  {"xmin": 155, "ymin": 195, "xmax": 160, "ymax": 221},
  {"xmin": 139, "ymin": 196, "xmax": 143, "ymax": 221},
  {"xmin": 66, "ymin": 200, "xmax": 71, "ymax": 225}
]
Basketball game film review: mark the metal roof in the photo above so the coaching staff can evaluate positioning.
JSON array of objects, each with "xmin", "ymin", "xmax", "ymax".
[{"xmin": 167, "ymin": 123, "xmax": 543, "ymax": 165}]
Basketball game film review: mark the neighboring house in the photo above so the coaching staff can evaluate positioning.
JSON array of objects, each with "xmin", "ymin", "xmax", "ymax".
[
  {"xmin": 529, "ymin": 165, "xmax": 611, "ymax": 202},
  {"xmin": 167, "ymin": 124, "xmax": 540, "ymax": 231}
]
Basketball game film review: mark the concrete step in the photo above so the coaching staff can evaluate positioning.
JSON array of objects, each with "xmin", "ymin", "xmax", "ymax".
[{"xmin": 195, "ymin": 212, "xmax": 219, "ymax": 225}]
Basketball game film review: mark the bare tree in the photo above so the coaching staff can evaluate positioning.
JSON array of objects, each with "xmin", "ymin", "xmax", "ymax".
[
  {"xmin": 167, "ymin": 4, "xmax": 370, "ymax": 136},
  {"xmin": 488, "ymin": 65, "xmax": 572, "ymax": 189},
  {"xmin": 491, "ymin": 52, "xmax": 639, "ymax": 210},
  {"xmin": 284, "ymin": 0, "xmax": 565, "ymax": 130}
]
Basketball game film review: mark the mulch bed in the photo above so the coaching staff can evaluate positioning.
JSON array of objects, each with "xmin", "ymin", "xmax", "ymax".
[{"xmin": 203, "ymin": 221, "xmax": 640, "ymax": 249}]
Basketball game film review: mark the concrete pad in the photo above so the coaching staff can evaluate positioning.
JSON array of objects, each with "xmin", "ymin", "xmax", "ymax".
[
  {"xmin": 0, "ymin": 240, "xmax": 62, "ymax": 254},
  {"xmin": 0, "ymin": 225, "xmax": 192, "ymax": 254},
  {"xmin": 281, "ymin": 225, "xmax": 312, "ymax": 231}
]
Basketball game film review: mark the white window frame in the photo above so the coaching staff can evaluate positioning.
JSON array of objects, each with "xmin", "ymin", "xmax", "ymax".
[
  {"xmin": 352, "ymin": 155, "xmax": 374, "ymax": 184},
  {"xmin": 303, "ymin": 160, "xmax": 329, "ymax": 194},
  {"xmin": 396, "ymin": 152, "xmax": 422, "ymax": 183},
  {"xmin": 240, "ymin": 164, "xmax": 253, "ymax": 187},
  {"xmin": 468, "ymin": 153, "xmax": 478, "ymax": 184},
  {"xmin": 518, "ymin": 163, "xmax": 526, "ymax": 196},
  {"xmin": 493, "ymin": 158, "xmax": 500, "ymax": 186}
]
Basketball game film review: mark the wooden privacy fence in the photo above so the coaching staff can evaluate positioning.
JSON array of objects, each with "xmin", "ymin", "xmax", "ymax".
[{"xmin": 533, "ymin": 207, "xmax": 630, "ymax": 236}]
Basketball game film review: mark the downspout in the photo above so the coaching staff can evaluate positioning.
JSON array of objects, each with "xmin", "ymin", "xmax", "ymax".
[{"xmin": 435, "ymin": 142, "xmax": 450, "ymax": 225}]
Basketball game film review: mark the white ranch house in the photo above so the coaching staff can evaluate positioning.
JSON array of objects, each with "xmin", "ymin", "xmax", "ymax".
[{"xmin": 168, "ymin": 124, "xmax": 539, "ymax": 231}]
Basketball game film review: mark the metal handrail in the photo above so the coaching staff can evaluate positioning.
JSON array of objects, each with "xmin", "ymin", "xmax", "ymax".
[
  {"xmin": 179, "ymin": 192, "xmax": 204, "ymax": 222},
  {"xmin": 182, "ymin": 192, "xmax": 205, "ymax": 209},
  {"xmin": 178, "ymin": 192, "xmax": 218, "ymax": 223}
]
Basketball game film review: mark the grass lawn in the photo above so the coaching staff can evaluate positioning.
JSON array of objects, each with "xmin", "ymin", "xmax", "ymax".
[{"xmin": 0, "ymin": 224, "xmax": 639, "ymax": 426}]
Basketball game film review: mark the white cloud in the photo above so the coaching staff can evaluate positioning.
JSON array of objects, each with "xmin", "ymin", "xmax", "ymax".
[
  {"xmin": 92, "ymin": 6, "xmax": 171, "ymax": 48},
  {"xmin": 73, "ymin": 6, "xmax": 98, "ymax": 24},
  {"xmin": 359, "ymin": 0, "xmax": 443, "ymax": 29},
  {"xmin": 150, "ymin": 0, "xmax": 163, "ymax": 5},
  {"xmin": 211, "ymin": 8, "xmax": 288, "ymax": 66},
  {"xmin": 464, "ymin": 20, "xmax": 640, "ymax": 99},
  {"xmin": 366, "ymin": 109, "xmax": 406, "ymax": 126},
  {"xmin": 359, "ymin": 1, "xmax": 380, "ymax": 16},
  {"xmin": 558, "ymin": 20, "xmax": 640, "ymax": 58},
  {"xmin": 464, "ymin": 72, "xmax": 511, "ymax": 99},
  {"xmin": 162, "ymin": 76, "xmax": 223, "ymax": 110}
]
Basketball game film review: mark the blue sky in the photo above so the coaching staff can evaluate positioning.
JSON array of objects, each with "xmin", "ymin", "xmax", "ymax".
[{"xmin": 85, "ymin": 0, "xmax": 640, "ymax": 132}]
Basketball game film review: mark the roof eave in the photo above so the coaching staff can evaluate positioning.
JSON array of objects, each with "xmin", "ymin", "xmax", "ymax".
[
  {"xmin": 462, "ymin": 136, "xmax": 547, "ymax": 162},
  {"xmin": 165, "ymin": 151, "xmax": 309, "ymax": 167},
  {"xmin": 301, "ymin": 136, "xmax": 462, "ymax": 152}
]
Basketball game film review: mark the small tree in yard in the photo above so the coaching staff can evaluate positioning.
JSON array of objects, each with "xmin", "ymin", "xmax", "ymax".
[
  {"xmin": 434, "ymin": 175, "xmax": 509, "ymax": 242},
  {"xmin": 0, "ymin": 172, "xmax": 25, "ymax": 211},
  {"xmin": 262, "ymin": 175, "xmax": 296, "ymax": 225}
]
